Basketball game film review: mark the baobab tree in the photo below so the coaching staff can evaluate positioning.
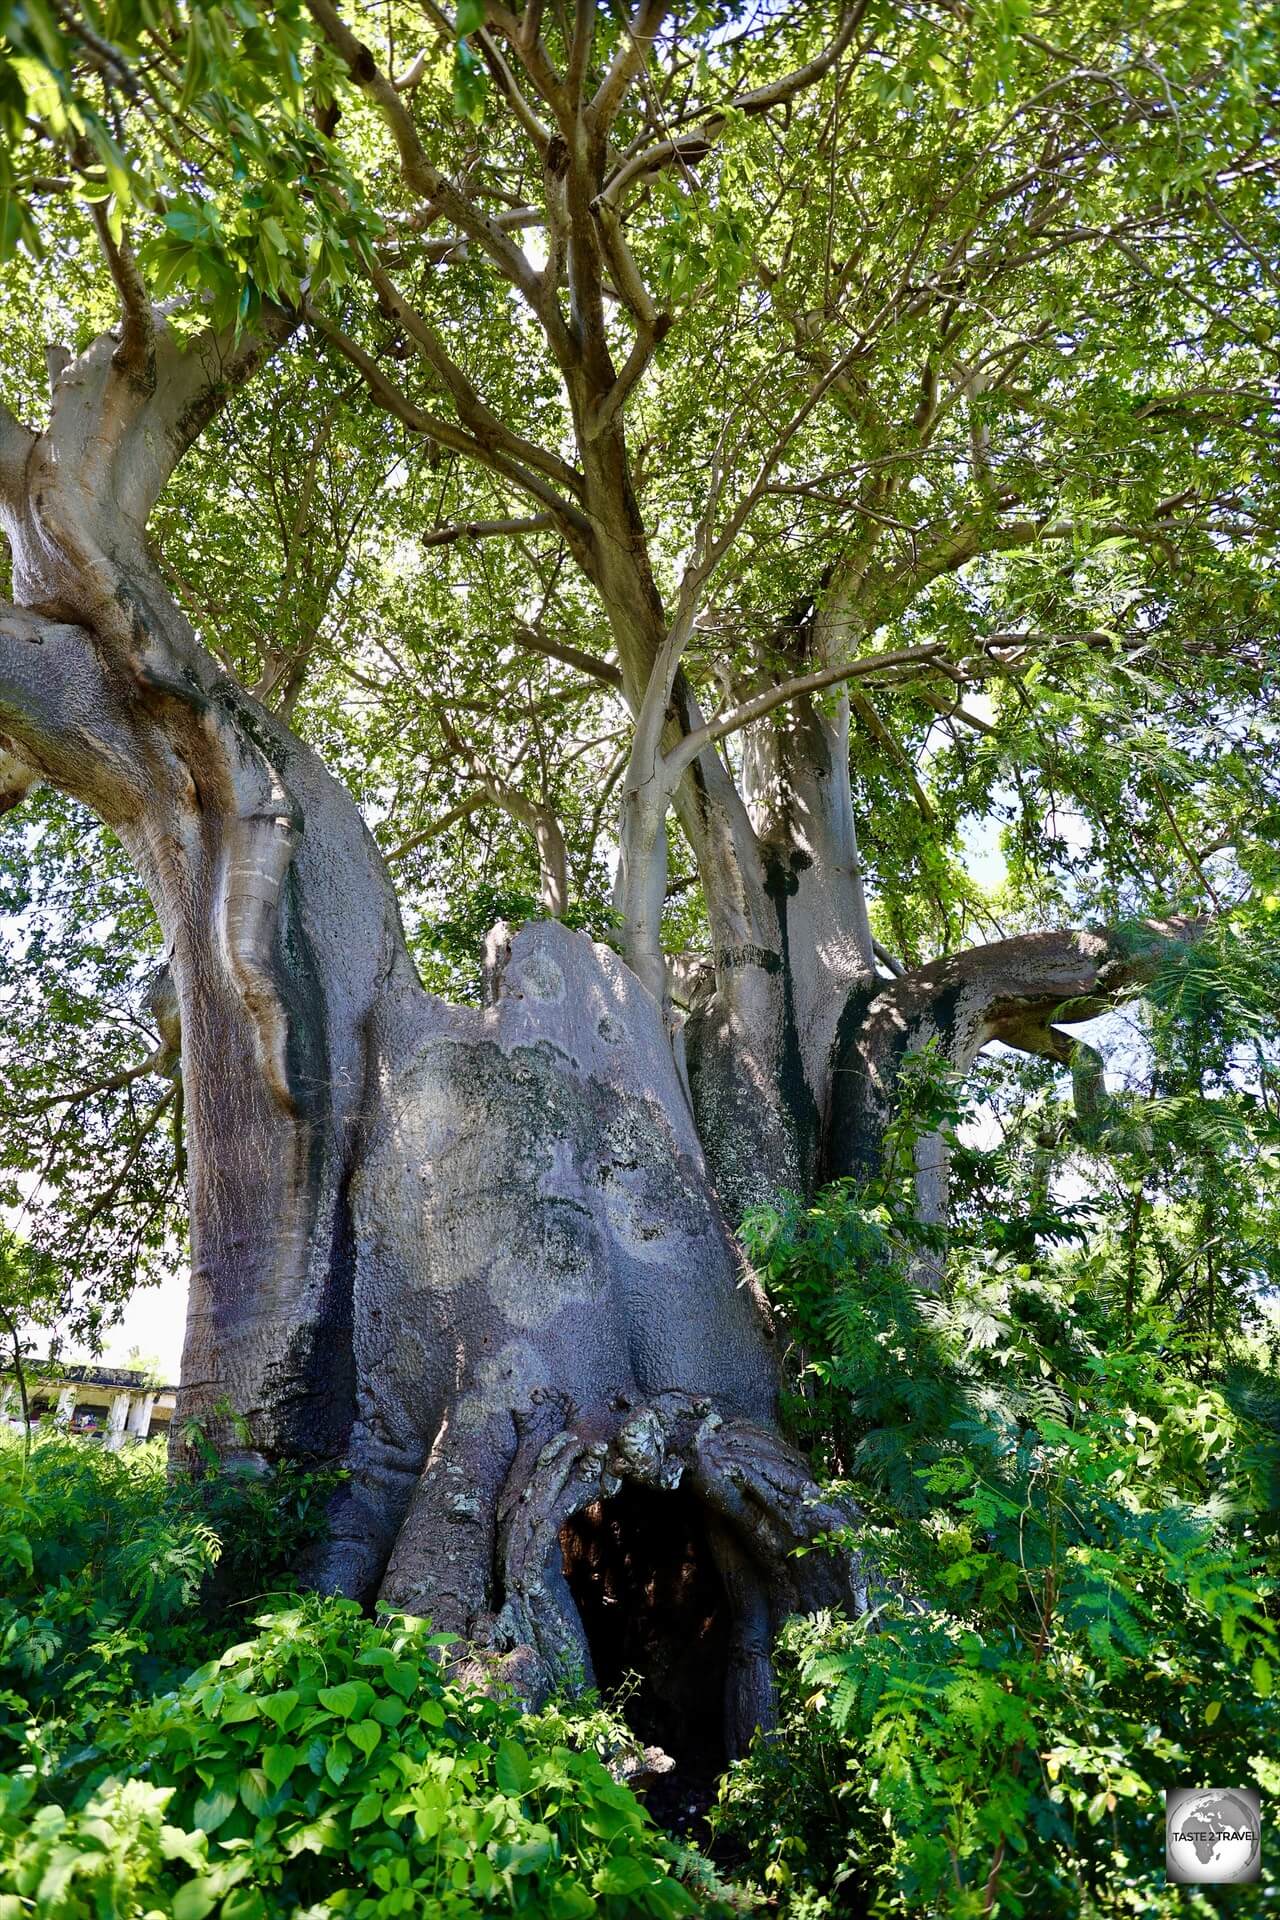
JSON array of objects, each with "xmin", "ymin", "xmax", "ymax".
[{"xmin": 0, "ymin": 0, "xmax": 1274, "ymax": 1753}]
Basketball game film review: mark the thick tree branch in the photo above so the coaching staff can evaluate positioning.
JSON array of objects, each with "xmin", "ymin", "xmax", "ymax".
[
  {"xmin": 0, "ymin": 743, "xmax": 36, "ymax": 816},
  {"xmin": 865, "ymin": 917, "xmax": 1209, "ymax": 1080},
  {"xmin": 514, "ymin": 623, "xmax": 624, "ymax": 690},
  {"xmin": 362, "ymin": 257, "xmax": 585, "ymax": 498},
  {"xmin": 829, "ymin": 916, "xmax": 1210, "ymax": 1225},
  {"xmin": 588, "ymin": 0, "xmax": 673, "ymax": 133},
  {"xmin": 0, "ymin": 607, "xmax": 135, "ymax": 810},
  {"xmin": 422, "ymin": 513, "xmax": 556, "ymax": 547},
  {"xmin": 0, "ymin": 397, "xmax": 35, "ymax": 505},
  {"xmin": 148, "ymin": 303, "xmax": 298, "ymax": 462},
  {"xmin": 90, "ymin": 203, "xmax": 156, "ymax": 386},
  {"xmin": 481, "ymin": 772, "xmax": 570, "ymax": 918}
]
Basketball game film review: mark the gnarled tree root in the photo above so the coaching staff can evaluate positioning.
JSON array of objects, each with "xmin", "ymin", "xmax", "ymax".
[{"xmin": 423, "ymin": 1389, "xmax": 866, "ymax": 1760}]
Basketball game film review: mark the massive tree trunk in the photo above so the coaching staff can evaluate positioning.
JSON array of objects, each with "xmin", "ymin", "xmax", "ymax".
[
  {"xmin": 0, "ymin": 322, "xmax": 862, "ymax": 1758},
  {"xmin": 0, "ymin": 317, "xmax": 1197, "ymax": 1765}
]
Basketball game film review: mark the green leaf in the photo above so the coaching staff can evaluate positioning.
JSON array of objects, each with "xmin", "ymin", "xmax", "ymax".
[
  {"xmin": 386, "ymin": 1660, "xmax": 418, "ymax": 1698},
  {"xmin": 261, "ymin": 1744, "xmax": 297, "ymax": 1789},
  {"xmin": 173, "ymin": 1880, "xmax": 218, "ymax": 1920},
  {"xmin": 1252, "ymin": 1658, "xmax": 1272, "ymax": 1697},
  {"xmin": 594, "ymin": 1856, "xmax": 652, "ymax": 1896},
  {"xmin": 238, "ymin": 1768, "xmax": 272, "ymax": 1817},
  {"xmin": 349, "ymin": 1791, "xmax": 383, "ymax": 1829},
  {"xmin": 495, "ymin": 1740, "xmax": 532, "ymax": 1795},
  {"xmin": 258, "ymin": 1690, "xmax": 298, "ymax": 1729},
  {"xmin": 192, "ymin": 1783, "xmax": 237, "ymax": 1834},
  {"xmin": 318, "ymin": 1680, "xmax": 373, "ymax": 1719},
  {"xmin": 222, "ymin": 1891, "xmax": 267, "ymax": 1920}
]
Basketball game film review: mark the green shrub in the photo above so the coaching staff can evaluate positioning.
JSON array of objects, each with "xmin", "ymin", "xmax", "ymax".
[
  {"xmin": 717, "ymin": 1165, "xmax": 1280, "ymax": 1916},
  {"xmin": 0, "ymin": 1433, "xmax": 336, "ymax": 1758},
  {"xmin": 0, "ymin": 1436, "xmax": 731, "ymax": 1917},
  {"xmin": 0, "ymin": 1596, "xmax": 714, "ymax": 1920}
]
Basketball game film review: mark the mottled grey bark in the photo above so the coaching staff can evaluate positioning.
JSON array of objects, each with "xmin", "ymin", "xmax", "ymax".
[{"xmin": 683, "ymin": 689, "xmax": 876, "ymax": 1219}]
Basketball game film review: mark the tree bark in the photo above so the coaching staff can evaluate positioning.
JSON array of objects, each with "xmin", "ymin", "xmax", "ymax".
[{"xmin": 684, "ymin": 688, "xmax": 876, "ymax": 1219}]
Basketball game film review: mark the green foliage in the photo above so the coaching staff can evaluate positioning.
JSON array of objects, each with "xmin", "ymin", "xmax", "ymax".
[
  {"xmin": 723, "ymin": 1029, "xmax": 1280, "ymax": 1915},
  {"xmin": 0, "ymin": 1434, "xmax": 338, "ymax": 1760},
  {"xmin": 0, "ymin": 1436, "xmax": 723, "ymax": 1918},
  {"xmin": 0, "ymin": 1597, "xmax": 710, "ymax": 1920},
  {"xmin": 0, "ymin": 789, "xmax": 176, "ymax": 1338}
]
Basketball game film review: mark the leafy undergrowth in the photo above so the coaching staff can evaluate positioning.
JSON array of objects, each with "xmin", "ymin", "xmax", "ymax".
[
  {"xmin": 713, "ymin": 1049, "xmax": 1280, "ymax": 1918},
  {"xmin": 0, "ymin": 1437, "xmax": 733, "ymax": 1919}
]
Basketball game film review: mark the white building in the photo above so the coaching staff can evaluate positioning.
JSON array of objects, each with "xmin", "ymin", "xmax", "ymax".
[{"xmin": 0, "ymin": 1361, "xmax": 177, "ymax": 1448}]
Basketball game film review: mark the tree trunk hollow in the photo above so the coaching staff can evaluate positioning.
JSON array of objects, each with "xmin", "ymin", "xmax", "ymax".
[{"xmin": 559, "ymin": 1481, "xmax": 731, "ymax": 1827}]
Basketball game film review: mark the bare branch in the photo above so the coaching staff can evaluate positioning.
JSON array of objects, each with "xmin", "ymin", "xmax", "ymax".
[
  {"xmin": 598, "ymin": 2, "xmax": 867, "ymax": 203},
  {"xmin": 73, "ymin": 1085, "xmax": 177, "ymax": 1236},
  {"xmin": 589, "ymin": 0, "xmax": 673, "ymax": 133},
  {"xmin": 304, "ymin": 302, "xmax": 590, "ymax": 535},
  {"xmin": 362, "ymin": 256, "xmax": 585, "ymax": 496},
  {"xmin": 1150, "ymin": 774, "xmax": 1224, "ymax": 910},
  {"xmin": 89, "ymin": 203, "xmax": 156, "ymax": 386},
  {"xmin": 733, "ymin": 1, "xmax": 868, "ymax": 113},
  {"xmin": 303, "ymin": 0, "xmax": 544, "ymax": 302},
  {"xmin": 23, "ymin": 1042, "xmax": 176, "ymax": 1116},
  {"xmin": 915, "ymin": 686, "xmax": 995, "ymax": 736},
  {"xmin": 422, "ymin": 513, "xmax": 557, "ymax": 547},
  {"xmin": 848, "ymin": 689, "xmax": 935, "ymax": 820},
  {"xmin": 385, "ymin": 788, "xmax": 491, "ymax": 863},
  {"xmin": 472, "ymin": 24, "xmax": 554, "ymax": 150},
  {"xmin": 667, "ymin": 642, "xmax": 949, "ymax": 776},
  {"xmin": 437, "ymin": 706, "xmax": 570, "ymax": 915},
  {"xmin": 393, "ymin": 48, "xmax": 428, "ymax": 89},
  {"xmin": 873, "ymin": 939, "xmax": 907, "ymax": 979}
]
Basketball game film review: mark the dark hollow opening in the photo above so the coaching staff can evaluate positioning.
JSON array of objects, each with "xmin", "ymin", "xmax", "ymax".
[{"xmin": 558, "ymin": 1480, "xmax": 730, "ymax": 1832}]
